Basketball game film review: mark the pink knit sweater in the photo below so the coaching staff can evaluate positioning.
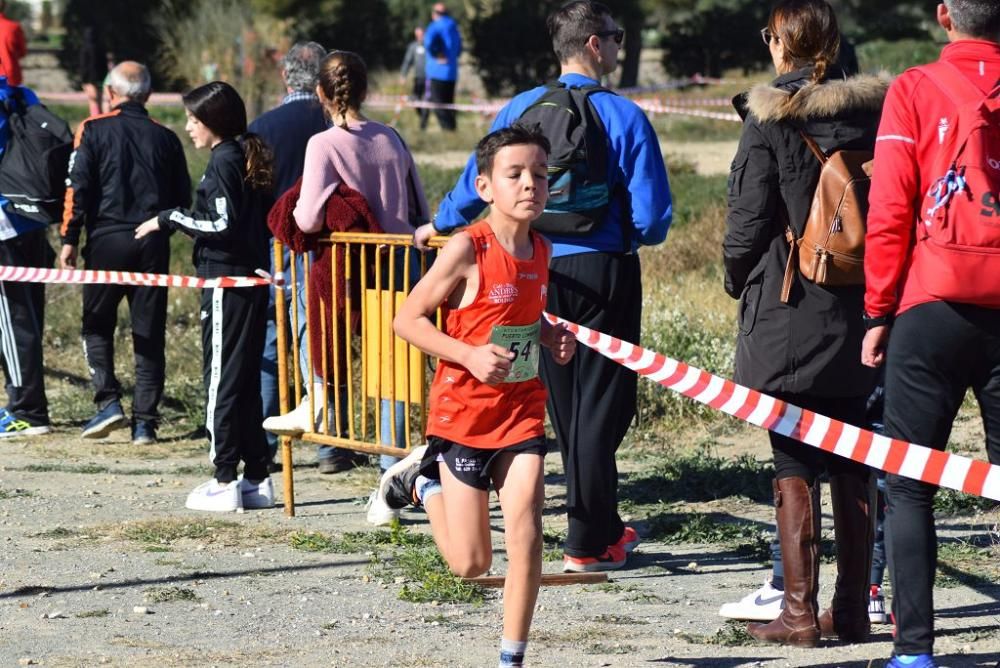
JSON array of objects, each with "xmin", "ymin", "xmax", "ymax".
[{"xmin": 293, "ymin": 119, "xmax": 428, "ymax": 235}]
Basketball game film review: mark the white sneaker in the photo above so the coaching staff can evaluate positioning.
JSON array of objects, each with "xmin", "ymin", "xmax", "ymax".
[
  {"xmin": 718, "ymin": 579, "xmax": 785, "ymax": 621},
  {"xmin": 262, "ymin": 396, "xmax": 314, "ymax": 436},
  {"xmin": 185, "ymin": 479, "xmax": 242, "ymax": 512},
  {"xmin": 868, "ymin": 585, "xmax": 887, "ymax": 623},
  {"xmin": 365, "ymin": 489, "xmax": 401, "ymax": 526},
  {"xmin": 238, "ymin": 476, "xmax": 275, "ymax": 509}
]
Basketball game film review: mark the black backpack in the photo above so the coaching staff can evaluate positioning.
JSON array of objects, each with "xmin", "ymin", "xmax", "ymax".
[
  {"xmin": 0, "ymin": 88, "xmax": 73, "ymax": 225},
  {"xmin": 517, "ymin": 82, "xmax": 618, "ymax": 237}
]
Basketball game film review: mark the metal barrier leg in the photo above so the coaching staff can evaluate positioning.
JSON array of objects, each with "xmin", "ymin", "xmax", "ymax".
[{"xmin": 281, "ymin": 434, "xmax": 295, "ymax": 517}]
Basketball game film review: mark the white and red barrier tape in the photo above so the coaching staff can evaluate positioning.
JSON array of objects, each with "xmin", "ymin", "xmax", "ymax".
[
  {"xmin": 544, "ymin": 313, "xmax": 1000, "ymax": 502},
  {"xmin": 15, "ymin": 264, "xmax": 981, "ymax": 502},
  {"xmin": 0, "ymin": 266, "xmax": 275, "ymax": 289}
]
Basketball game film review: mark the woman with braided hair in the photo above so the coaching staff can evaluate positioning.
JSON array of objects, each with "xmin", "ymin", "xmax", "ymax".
[
  {"xmin": 285, "ymin": 50, "xmax": 429, "ymax": 502},
  {"xmin": 721, "ymin": 0, "xmax": 888, "ymax": 648}
]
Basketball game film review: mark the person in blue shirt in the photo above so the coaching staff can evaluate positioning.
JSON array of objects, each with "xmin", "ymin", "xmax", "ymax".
[
  {"xmin": 0, "ymin": 77, "xmax": 54, "ymax": 437},
  {"xmin": 413, "ymin": 0, "xmax": 672, "ymax": 574},
  {"xmin": 423, "ymin": 3, "xmax": 462, "ymax": 131}
]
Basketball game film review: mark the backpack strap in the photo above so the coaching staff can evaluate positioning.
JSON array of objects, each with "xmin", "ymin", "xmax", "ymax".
[
  {"xmin": 916, "ymin": 60, "xmax": 991, "ymax": 105},
  {"xmin": 799, "ymin": 131, "xmax": 827, "ymax": 165}
]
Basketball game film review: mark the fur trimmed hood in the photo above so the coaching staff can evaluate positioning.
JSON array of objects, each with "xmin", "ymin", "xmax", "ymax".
[{"xmin": 746, "ymin": 73, "xmax": 890, "ymax": 123}]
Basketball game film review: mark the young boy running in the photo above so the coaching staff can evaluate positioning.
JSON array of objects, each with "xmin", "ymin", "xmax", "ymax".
[{"xmin": 369, "ymin": 123, "xmax": 576, "ymax": 668}]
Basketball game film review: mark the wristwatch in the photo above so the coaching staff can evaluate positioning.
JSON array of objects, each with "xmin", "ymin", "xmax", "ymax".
[{"xmin": 862, "ymin": 312, "xmax": 893, "ymax": 330}]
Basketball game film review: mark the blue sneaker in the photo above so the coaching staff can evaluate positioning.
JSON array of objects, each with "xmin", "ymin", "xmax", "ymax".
[
  {"xmin": 131, "ymin": 419, "xmax": 157, "ymax": 445},
  {"xmin": 0, "ymin": 408, "xmax": 50, "ymax": 437},
  {"xmin": 81, "ymin": 401, "xmax": 127, "ymax": 439},
  {"xmin": 886, "ymin": 655, "xmax": 937, "ymax": 668}
]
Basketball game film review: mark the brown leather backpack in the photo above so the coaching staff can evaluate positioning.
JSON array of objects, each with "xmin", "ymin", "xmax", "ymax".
[{"xmin": 779, "ymin": 132, "xmax": 873, "ymax": 303}]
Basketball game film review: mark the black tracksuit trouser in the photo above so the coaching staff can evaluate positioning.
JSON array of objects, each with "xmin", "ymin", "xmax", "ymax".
[
  {"xmin": 540, "ymin": 252, "xmax": 641, "ymax": 558},
  {"xmin": 82, "ymin": 230, "xmax": 169, "ymax": 421},
  {"xmin": 428, "ymin": 78, "xmax": 456, "ymax": 131},
  {"xmin": 0, "ymin": 227, "xmax": 52, "ymax": 424},
  {"xmin": 882, "ymin": 300, "xmax": 1000, "ymax": 656},
  {"xmin": 201, "ymin": 279, "xmax": 270, "ymax": 483}
]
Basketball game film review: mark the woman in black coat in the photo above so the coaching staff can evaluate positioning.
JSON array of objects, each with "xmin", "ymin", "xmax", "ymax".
[{"xmin": 722, "ymin": 0, "xmax": 887, "ymax": 647}]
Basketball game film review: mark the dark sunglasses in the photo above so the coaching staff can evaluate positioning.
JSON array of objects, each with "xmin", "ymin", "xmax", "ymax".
[
  {"xmin": 593, "ymin": 28, "xmax": 625, "ymax": 45},
  {"xmin": 760, "ymin": 27, "xmax": 779, "ymax": 45}
]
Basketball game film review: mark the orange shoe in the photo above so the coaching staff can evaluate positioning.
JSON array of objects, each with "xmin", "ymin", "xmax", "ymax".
[
  {"xmin": 562, "ymin": 544, "xmax": 627, "ymax": 573},
  {"xmin": 613, "ymin": 526, "xmax": 640, "ymax": 554}
]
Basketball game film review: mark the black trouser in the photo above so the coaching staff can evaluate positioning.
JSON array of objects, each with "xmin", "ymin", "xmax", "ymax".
[
  {"xmin": 428, "ymin": 78, "xmax": 456, "ymax": 131},
  {"xmin": 0, "ymin": 228, "xmax": 52, "ymax": 424},
  {"xmin": 540, "ymin": 252, "xmax": 641, "ymax": 558},
  {"xmin": 882, "ymin": 300, "xmax": 1000, "ymax": 656},
  {"xmin": 770, "ymin": 393, "xmax": 870, "ymax": 483},
  {"xmin": 201, "ymin": 280, "xmax": 270, "ymax": 483},
  {"xmin": 412, "ymin": 76, "xmax": 429, "ymax": 128},
  {"xmin": 82, "ymin": 230, "xmax": 169, "ymax": 421}
]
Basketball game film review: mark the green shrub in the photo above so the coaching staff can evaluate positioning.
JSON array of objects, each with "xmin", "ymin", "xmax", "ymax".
[{"xmin": 857, "ymin": 39, "xmax": 941, "ymax": 75}]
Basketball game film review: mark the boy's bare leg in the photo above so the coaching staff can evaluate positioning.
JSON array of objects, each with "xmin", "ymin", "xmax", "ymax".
[
  {"xmin": 493, "ymin": 451, "xmax": 545, "ymax": 641},
  {"xmin": 424, "ymin": 464, "xmax": 494, "ymax": 577}
]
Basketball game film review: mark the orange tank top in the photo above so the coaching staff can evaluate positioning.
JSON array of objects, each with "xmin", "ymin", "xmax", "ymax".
[{"xmin": 426, "ymin": 221, "xmax": 549, "ymax": 448}]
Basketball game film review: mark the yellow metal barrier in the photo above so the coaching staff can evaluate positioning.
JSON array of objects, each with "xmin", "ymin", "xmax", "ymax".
[{"xmin": 273, "ymin": 232, "xmax": 445, "ymax": 516}]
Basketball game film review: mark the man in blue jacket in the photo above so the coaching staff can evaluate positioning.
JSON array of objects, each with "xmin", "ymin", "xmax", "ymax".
[
  {"xmin": 0, "ymin": 76, "xmax": 53, "ymax": 437},
  {"xmin": 423, "ymin": 2, "xmax": 462, "ymax": 131},
  {"xmin": 413, "ymin": 0, "xmax": 672, "ymax": 573}
]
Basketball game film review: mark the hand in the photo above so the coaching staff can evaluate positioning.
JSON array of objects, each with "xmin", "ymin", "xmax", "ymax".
[
  {"xmin": 413, "ymin": 222, "xmax": 437, "ymax": 251},
  {"xmin": 543, "ymin": 323, "xmax": 576, "ymax": 365},
  {"xmin": 435, "ymin": 55, "xmax": 448, "ymax": 65},
  {"xmin": 861, "ymin": 325, "xmax": 890, "ymax": 368},
  {"xmin": 463, "ymin": 343, "xmax": 513, "ymax": 385},
  {"xmin": 59, "ymin": 244, "xmax": 77, "ymax": 269},
  {"xmin": 134, "ymin": 217, "xmax": 161, "ymax": 240}
]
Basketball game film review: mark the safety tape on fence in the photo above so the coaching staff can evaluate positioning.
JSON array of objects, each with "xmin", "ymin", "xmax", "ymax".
[
  {"xmin": 635, "ymin": 101, "xmax": 742, "ymax": 123},
  {"xmin": 543, "ymin": 313, "xmax": 1000, "ymax": 503},
  {"xmin": 0, "ymin": 265, "xmax": 277, "ymax": 289}
]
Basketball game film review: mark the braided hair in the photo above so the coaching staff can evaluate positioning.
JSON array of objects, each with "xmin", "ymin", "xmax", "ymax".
[
  {"xmin": 316, "ymin": 51, "xmax": 368, "ymax": 130},
  {"xmin": 768, "ymin": 0, "xmax": 840, "ymax": 85}
]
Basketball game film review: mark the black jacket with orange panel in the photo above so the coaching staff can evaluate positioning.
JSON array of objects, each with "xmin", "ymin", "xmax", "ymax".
[{"xmin": 60, "ymin": 101, "xmax": 191, "ymax": 246}]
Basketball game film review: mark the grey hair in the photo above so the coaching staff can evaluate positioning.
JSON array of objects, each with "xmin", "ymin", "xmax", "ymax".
[
  {"xmin": 282, "ymin": 42, "xmax": 327, "ymax": 92},
  {"xmin": 944, "ymin": 0, "xmax": 1000, "ymax": 40},
  {"xmin": 107, "ymin": 63, "xmax": 151, "ymax": 102}
]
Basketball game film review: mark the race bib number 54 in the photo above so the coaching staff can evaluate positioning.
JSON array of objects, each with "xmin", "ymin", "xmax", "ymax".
[{"xmin": 489, "ymin": 320, "xmax": 541, "ymax": 383}]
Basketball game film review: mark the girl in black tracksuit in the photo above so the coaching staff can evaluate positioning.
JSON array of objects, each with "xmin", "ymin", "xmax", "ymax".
[{"xmin": 136, "ymin": 81, "xmax": 275, "ymax": 511}]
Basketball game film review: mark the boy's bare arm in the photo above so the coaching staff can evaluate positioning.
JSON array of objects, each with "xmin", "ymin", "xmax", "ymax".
[{"xmin": 394, "ymin": 234, "xmax": 514, "ymax": 384}]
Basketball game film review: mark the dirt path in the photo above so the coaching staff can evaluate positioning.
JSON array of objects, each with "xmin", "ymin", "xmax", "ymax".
[{"xmin": 1, "ymin": 428, "xmax": 998, "ymax": 667}]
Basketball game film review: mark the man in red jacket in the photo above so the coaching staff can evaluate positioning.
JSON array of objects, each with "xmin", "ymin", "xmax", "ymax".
[
  {"xmin": 862, "ymin": 2, "xmax": 1000, "ymax": 667},
  {"xmin": 0, "ymin": 1, "xmax": 26, "ymax": 86}
]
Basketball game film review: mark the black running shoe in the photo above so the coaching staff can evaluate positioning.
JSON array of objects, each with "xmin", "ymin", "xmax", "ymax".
[{"xmin": 371, "ymin": 445, "xmax": 428, "ymax": 512}]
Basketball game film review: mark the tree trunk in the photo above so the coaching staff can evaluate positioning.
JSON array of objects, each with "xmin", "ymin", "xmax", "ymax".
[{"xmin": 618, "ymin": 16, "xmax": 641, "ymax": 88}]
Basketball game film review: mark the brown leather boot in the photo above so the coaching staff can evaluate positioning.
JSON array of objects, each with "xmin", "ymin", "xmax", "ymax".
[
  {"xmin": 818, "ymin": 473, "xmax": 875, "ymax": 643},
  {"xmin": 748, "ymin": 477, "xmax": 821, "ymax": 648}
]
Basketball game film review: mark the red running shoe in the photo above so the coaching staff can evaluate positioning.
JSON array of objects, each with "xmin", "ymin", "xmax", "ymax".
[
  {"xmin": 563, "ymin": 544, "xmax": 627, "ymax": 573},
  {"xmin": 613, "ymin": 526, "xmax": 641, "ymax": 554}
]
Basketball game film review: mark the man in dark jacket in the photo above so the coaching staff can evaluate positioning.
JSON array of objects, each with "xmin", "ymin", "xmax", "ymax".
[
  {"xmin": 60, "ymin": 61, "xmax": 191, "ymax": 443},
  {"xmin": 0, "ymin": 76, "xmax": 54, "ymax": 437}
]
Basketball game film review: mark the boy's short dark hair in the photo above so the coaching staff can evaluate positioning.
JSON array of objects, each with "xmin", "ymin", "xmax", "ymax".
[
  {"xmin": 475, "ymin": 123, "xmax": 551, "ymax": 177},
  {"xmin": 547, "ymin": 1, "xmax": 613, "ymax": 64}
]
